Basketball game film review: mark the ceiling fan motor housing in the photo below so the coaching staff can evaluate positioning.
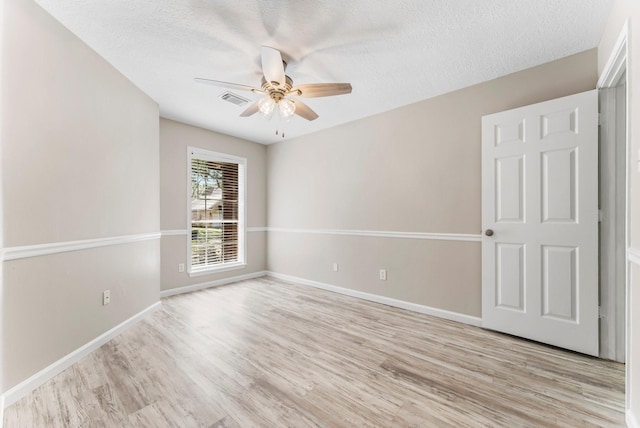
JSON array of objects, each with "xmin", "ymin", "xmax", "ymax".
[{"xmin": 261, "ymin": 75, "xmax": 293, "ymax": 101}]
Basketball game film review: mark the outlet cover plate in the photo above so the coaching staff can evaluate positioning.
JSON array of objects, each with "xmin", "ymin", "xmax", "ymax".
[{"xmin": 103, "ymin": 290, "xmax": 111, "ymax": 305}]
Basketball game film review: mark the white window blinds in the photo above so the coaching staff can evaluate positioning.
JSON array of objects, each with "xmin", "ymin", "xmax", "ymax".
[{"xmin": 189, "ymin": 148, "xmax": 245, "ymax": 272}]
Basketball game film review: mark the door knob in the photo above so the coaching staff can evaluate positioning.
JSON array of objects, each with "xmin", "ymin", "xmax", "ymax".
[{"xmin": 485, "ymin": 229, "xmax": 494, "ymax": 236}]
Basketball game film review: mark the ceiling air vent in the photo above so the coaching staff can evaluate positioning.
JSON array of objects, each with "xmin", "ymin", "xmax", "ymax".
[{"xmin": 219, "ymin": 91, "xmax": 249, "ymax": 106}]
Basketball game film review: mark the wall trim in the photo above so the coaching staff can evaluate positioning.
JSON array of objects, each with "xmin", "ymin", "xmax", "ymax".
[
  {"xmin": 161, "ymin": 227, "xmax": 266, "ymax": 236},
  {"xmin": 628, "ymin": 248, "xmax": 640, "ymax": 266},
  {"xmin": 268, "ymin": 227, "xmax": 482, "ymax": 242},
  {"xmin": 598, "ymin": 21, "xmax": 632, "ymax": 418},
  {"xmin": 0, "ymin": 395, "xmax": 4, "ymax": 428},
  {"xmin": 3, "ymin": 301, "xmax": 161, "ymax": 408},
  {"xmin": 598, "ymin": 20, "xmax": 628, "ymax": 89},
  {"xmin": 160, "ymin": 227, "xmax": 477, "ymax": 241},
  {"xmin": 160, "ymin": 270, "xmax": 268, "ymax": 298},
  {"xmin": 628, "ymin": 409, "xmax": 639, "ymax": 428},
  {"xmin": 1, "ymin": 232, "xmax": 161, "ymax": 262},
  {"xmin": 266, "ymin": 271, "xmax": 482, "ymax": 327},
  {"xmin": 161, "ymin": 229, "xmax": 187, "ymax": 236}
]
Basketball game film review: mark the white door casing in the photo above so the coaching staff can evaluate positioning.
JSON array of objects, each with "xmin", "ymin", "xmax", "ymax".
[
  {"xmin": 481, "ymin": 90, "xmax": 599, "ymax": 356},
  {"xmin": 599, "ymin": 82, "xmax": 627, "ymax": 362}
]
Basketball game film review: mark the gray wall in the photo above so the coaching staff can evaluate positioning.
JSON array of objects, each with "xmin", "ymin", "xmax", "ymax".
[
  {"xmin": 267, "ymin": 49, "xmax": 597, "ymax": 318},
  {"xmin": 1, "ymin": 0, "xmax": 160, "ymax": 392},
  {"xmin": 598, "ymin": 0, "xmax": 640, "ymax": 419},
  {"xmin": 159, "ymin": 118, "xmax": 267, "ymax": 292}
]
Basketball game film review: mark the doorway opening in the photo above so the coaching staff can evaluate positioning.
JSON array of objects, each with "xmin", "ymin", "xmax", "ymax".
[{"xmin": 597, "ymin": 21, "xmax": 629, "ymax": 391}]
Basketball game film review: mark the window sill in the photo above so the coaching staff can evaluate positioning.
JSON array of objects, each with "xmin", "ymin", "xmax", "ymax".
[{"xmin": 188, "ymin": 262, "xmax": 246, "ymax": 277}]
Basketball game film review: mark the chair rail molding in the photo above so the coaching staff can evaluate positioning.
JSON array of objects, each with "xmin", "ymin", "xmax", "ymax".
[
  {"xmin": 163, "ymin": 227, "xmax": 479, "ymax": 242},
  {"xmin": 267, "ymin": 227, "xmax": 482, "ymax": 242},
  {"xmin": 1, "ymin": 232, "xmax": 161, "ymax": 262},
  {"xmin": 161, "ymin": 229, "xmax": 187, "ymax": 236},
  {"xmin": 161, "ymin": 227, "xmax": 267, "ymax": 237}
]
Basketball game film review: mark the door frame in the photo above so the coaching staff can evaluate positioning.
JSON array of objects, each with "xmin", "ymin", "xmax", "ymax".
[{"xmin": 596, "ymin": 17, "xmax": 629, "ymax": 404}]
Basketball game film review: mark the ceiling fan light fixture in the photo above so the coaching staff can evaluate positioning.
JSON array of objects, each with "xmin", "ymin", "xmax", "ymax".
[
  {"xmin": 258, "ymin": 97, "xmax": 276, "ymax": 116},
  {"xmin": 278, "ymin": 98, "xmax": 296, "ymax": 119},
  {"xmin": 258, "ymin": 97, "xmax": 275, "ymax": 116}
]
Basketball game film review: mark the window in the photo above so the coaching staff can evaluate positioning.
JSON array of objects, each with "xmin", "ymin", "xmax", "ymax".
[{"xmin": 188, "ymin": 147, "xmax": 246, "ymax": 274}]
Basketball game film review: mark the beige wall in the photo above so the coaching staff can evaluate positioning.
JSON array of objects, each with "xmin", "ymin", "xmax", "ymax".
[
  {"xmin": 0, "ymin": 0, "xmax": 628, "ymax": 415},
  {"xmin": 267, "ymin": 49, "xmax": 597, "ymax": 318},
  {"xmin": 1, "ymin": 0, "xmax": 160, "ymax": 393},
  {"xmin": 159, "ymin": 118, "xmax": 267, "ymax": 291},
  {"xmin": 598, "ymin": 0, "xmax": 640, "ymax": 421}
]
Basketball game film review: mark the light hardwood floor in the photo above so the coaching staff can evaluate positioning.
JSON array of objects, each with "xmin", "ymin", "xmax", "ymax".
[{"xmin": 4, "ymin": 277, "xmax": 625, "ymax": 427}]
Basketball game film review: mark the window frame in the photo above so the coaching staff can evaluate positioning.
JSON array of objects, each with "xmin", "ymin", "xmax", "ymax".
[{"xmin": 187, "ymin": 147, "xmax": 247, "ymax": 276}]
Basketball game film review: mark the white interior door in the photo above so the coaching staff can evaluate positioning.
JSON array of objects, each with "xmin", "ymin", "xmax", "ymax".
[{"xmin": 481, "ymin": 90, "xmax": 599, "ymax": 356}]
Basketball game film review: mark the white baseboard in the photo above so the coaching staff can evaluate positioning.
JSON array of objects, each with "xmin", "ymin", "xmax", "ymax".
[
  {"xmin": 628, "ymin": 409, "xmax": 639, "ymax": 428},
  {"xmin": 266, "ymin": 271, "xmax": 482, "ymax": 327},
  {"xmin": 2, "ymin": 301, "xmax": 161, "ymax": 408},
  {"xmin": 160, "ymin": 271, "xmax": 268, "ymax": 298}
]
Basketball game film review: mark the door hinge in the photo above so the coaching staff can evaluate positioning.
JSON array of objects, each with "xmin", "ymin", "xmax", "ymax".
[
  {"xmin": 598, "ymin": 210, "xmax": 604, "ymax": 222},
  {"xmin": 597, "ymin": 112, "xmax": 602, "ymax": 126},
  {"xmin": 598, "ymin": 306, "xmax": 605, "ymax": 319}
]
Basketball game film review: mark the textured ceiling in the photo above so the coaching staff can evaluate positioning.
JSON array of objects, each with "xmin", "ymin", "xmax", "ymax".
[{"xmin": 35, "ymin": 0, "xmax": 613, "ymax": 144}]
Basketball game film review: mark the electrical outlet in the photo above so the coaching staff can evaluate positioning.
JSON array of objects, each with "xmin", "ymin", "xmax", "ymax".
[
  {"xmin": 332, "ymin": 262, "xmax": 339, "ymax": 272},
  {"xmin": 178, "ymin": 263, "xmax": 185, "ymax": 273},
  {"xmin": 379, "ymin": 269, "xmax": 387, "ymax": 280},
  {"xmin": 103, "ymin": 290, "xmax": 111, "ymax": 306}
]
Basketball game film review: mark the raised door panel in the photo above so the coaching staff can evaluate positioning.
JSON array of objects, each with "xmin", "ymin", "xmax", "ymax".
[
  {"xmin": 496, "ymin": 243, "xmax": 525, "ymax": 312},
  {"xmin": 542, "ymin": 245, "xmax": 577, "ymax": 322},
  {"xmin": 541, "ymin": 148, "xmax": 577, "ymax": 223},
  {"xmin": 495, "ymin": 156, "xmax": 525, "ymax": 223}
]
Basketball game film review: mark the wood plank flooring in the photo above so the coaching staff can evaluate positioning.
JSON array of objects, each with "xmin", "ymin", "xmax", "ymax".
[{"xmin": 4, "ymin": 277, "xmax": 625, "ymax": 427}]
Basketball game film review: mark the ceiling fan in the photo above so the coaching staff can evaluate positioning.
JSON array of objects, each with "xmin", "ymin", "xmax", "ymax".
[{"xmin": 195, "ymin": 46, "xmax": 352, "ymax": 122}]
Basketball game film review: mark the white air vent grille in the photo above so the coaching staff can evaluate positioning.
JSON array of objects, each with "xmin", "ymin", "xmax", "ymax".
[{"xmin": 219, "ymin": 92, "xmax": 250, "ymax": 106}]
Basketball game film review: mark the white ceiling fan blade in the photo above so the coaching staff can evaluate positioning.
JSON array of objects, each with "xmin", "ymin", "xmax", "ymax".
[
  {"xmin": 261, "ymin": 46, "xmax": 285, "ymax": 86},
  {"xmin": 194, "ymin": 78, "xmax": 265, "ymax": 94},
  {"xmin": 292, "ymin": 100, "xmax": 319, "ymax": 121},
  {"xmin": 239, "ymin": 100, "xmax": 261, "ymax": 117},
  {"xmin": 288, "ymin": 83, "xmax": 352, "ymax": 98}
]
